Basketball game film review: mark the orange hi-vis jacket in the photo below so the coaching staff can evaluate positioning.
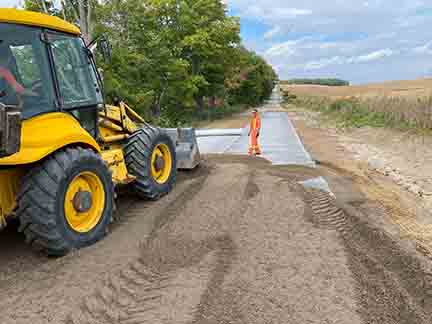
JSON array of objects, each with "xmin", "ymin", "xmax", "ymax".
[
  {"xmin": 250, "ymin": 114, "xmax": 261, "ymax": 133},
  {"xmin": 249, "ymin": 113, "xmax": 261, "ymax": 154}
]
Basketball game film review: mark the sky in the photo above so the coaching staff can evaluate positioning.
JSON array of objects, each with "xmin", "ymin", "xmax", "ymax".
[
  {"xmin": 3, "ymin": 0, "xmax": 22, "ymax": 8},
  {"xmin": 225, "ymin": 0, "xmax": 432, "ymax": 84},
  {"xmin": 3, "ymin": 0, "xmax": 432, "ymax": 84}
]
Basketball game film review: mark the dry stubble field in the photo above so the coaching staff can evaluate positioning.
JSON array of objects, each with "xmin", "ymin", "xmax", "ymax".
[{"xmin": 282, "ymin": 78, "xmax": 432, "ymax": 99}]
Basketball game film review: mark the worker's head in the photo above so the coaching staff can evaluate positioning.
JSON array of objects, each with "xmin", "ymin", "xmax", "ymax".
[{"xmin": 252, "ymin": 109, "xmax": 258, "ymax": 116}]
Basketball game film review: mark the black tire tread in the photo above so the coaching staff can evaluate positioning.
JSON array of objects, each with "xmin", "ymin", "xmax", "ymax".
[
  {"xmin": 124, "ymin": 125, "xmax": 176, "ymax": 200},
  {"xmin": 16, "ymin": 147, "xmax": 114, "ymax": 256}
]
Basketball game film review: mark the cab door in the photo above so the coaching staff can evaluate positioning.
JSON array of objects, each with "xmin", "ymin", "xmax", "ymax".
[{"xmin": 47, "ymin": 31, "xmax": 103, "ymax": 138}]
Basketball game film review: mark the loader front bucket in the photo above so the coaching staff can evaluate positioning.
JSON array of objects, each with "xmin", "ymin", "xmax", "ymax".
[{"xmin": 163, "ymin": 128, "xmax": 201, "ymax": 170}]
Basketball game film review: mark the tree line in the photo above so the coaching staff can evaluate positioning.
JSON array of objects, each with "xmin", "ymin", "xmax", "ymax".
[
  {"xmin": 24, "ymin": 0, "xmax": 278, "ymax": 126},
  {"xmin": 281, "ymin": 78, "xmax": 349, "ymax": 86}
]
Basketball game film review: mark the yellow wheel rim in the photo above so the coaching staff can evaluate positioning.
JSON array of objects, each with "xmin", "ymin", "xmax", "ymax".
[
  {"xmin": 151, "ymin": 143, "xmax": 173, "ymax": 184},
  {"xmin": 64, "ymin": 171, "xmax": 105, "ymax": 233}
]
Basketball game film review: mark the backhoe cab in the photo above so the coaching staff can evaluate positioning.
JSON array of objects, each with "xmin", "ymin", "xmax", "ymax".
[{"xmin": 0, "ymin": 9, "xmax": 200, "ymax": 256}]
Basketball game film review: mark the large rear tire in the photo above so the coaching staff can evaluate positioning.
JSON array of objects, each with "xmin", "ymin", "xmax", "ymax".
[
  {"xmin": 124, "ymin": 125, "xmax": 177, "ymax": 200},
  {"xmin": 17, "ymin": 147, "xmax": 114, "ymax": 256}
]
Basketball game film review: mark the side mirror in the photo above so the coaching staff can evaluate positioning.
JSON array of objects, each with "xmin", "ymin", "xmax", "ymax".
[
  {"xmin": 88, "ymin": 35, "xmax": 112, "ymax": 63},
  {"xmin": 99, "ymin": 37, "xmax": 112, "ymax": 62}
]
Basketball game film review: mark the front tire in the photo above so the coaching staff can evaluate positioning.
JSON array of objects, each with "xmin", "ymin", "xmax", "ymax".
[
  {"xmin": 124, "ymin": 125, "xmax": 177, "ymax": 200},
  {"xmin": 17, "ymin": 147, "xmax": 114, "ymax": 256}
]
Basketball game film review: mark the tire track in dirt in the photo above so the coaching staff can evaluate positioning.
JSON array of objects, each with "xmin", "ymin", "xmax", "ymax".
[
  {"xmin": 65, "ymin": 163, "xmax": 253, "ymax": 324},
  {"xmin": 66, "ymin": 235, "xmax": 236, "ymax": 324},
  {"xmin": 190, "ymin": 168, "xmax": 258, "ymax": 324},
  {"xmin": 148, "ymin": 166, "xmax": 212, "ymax": 240},
  {"xmin": 65, "ymin": 166, "xmax": 213, "ymax": 324},
  {"xmin": 308, "ymin": 190, "xmax": 351, "ymax": 235},
  {"xmin": 305, "ymin": 189, "xmax": 432, "ymax": 323}
]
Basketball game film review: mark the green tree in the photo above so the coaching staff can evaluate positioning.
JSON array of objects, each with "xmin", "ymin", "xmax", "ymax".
[
  {"xmin": 25, "ymin": 0, "xmax": 278, "ymax": 125},
  {"xmin": 23, "ymin": 0, "xmax": 57, "ymax": 15},
  {"xmin": 24, "ymin": 0, "xmax": 95, "ymax": 44},
  {"xmin": 226, "ymin": 47, "xmax": 277, "ymax": 106},
  {"xmin": 95, "ymin": 0, "xmax": 243, "ymax": 119}
]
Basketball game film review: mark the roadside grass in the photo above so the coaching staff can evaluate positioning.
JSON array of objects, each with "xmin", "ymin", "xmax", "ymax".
[{"xmin": 284, "ymin": 91, "xmax": 432, "ymax": 133}]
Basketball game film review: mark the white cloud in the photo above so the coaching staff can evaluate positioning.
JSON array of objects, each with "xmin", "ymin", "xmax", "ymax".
[
  {"xmin": 372, "ymin": 32, "xmax": 397, "ymax": 40},
  {"xmin": 265, "ymin": 39, "xmax": 302, "ymax": 57},
  {"xmin": 277, "ymin": 8, "xmax": 312, "ymax": 18},
  {"xmin": 304, "ymin": 56, "xmax": 344, "ymax": 70},
  {"xmin": 349, "ymin": 49, "xmax": 394, "ymax": 63},
  {"xmin": 242, "ymin": 5, "xmax": 312, "ymax": 22},
  {"xmin": 265, "ymin": 37, "xmax": 360, "ymax": 59},
  {"xmin": 413, "ymin": 42, "xmax": 432, "ymax": 55},
  {"xmin": 299, "ymin": 49, "xmax": 395, "ymax": 71},
  {"xmin": 263, "ymin": 26, "xmax": 281, "ymax": 40}
]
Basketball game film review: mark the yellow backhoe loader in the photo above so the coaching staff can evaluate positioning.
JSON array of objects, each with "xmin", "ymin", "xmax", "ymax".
[{"xmin": 0, "ymin": 9, "xmax": 200, "ymax": 256}]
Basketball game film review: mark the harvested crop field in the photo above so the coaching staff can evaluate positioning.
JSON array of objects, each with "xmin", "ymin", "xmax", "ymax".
[{"xmin": 282, "ymin": 78, "xmax": 432, "ymax": 99}]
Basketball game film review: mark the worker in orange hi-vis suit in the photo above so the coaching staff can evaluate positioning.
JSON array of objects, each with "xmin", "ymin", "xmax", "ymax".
[{"xmin": 248, "ymin": 109, "xmax": 262, "ymax": 155}]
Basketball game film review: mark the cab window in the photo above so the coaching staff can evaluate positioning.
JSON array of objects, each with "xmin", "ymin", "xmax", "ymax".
[
  {"xmin": 48, "ymin": 33, "xmax": 103, "ymax": 109},
  {"xmin": 10, "ymin": 44, "xmax": 41, "ymax": 88},
  {"xmin": 0, "ymin": 23, "xmax": 56, "ymax": 119}
]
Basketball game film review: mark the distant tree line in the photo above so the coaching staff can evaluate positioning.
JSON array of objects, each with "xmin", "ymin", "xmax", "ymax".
[
  {"xmin": 24, "ymin": 0, "xmax": 278, "ymax": 126},
  {"xmin": 281, "ymin": 78, "xmax": 350, "ymax": 86}
]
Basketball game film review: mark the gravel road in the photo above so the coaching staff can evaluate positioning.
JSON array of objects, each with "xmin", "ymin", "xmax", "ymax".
[{"xmin": 0, "ymin": 155, "xmax": 430, "ymax": 323}]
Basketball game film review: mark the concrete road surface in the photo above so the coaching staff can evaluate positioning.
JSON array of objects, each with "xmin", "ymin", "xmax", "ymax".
[
  {"xmin": 197, "ymin": 89, "xmax": 315, "ymax": 167},
  {"xmin": 227, "ymin": 111, "xmax": 316, "ymax": 166}
]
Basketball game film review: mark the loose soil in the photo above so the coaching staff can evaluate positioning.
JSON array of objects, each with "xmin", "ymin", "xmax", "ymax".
[
  {"xmin": 288, "ymin": 107, "xmax": 432, "ymax": 254},
  {"xmin": 0, "ymin": 151, "xmax": 431, "ymax": 323}
]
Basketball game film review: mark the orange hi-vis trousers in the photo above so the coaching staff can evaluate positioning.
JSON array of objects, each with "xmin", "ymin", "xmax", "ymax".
[{"xmin": 248, "ymin": 115, "xmax": 261, "ymax": 155}]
